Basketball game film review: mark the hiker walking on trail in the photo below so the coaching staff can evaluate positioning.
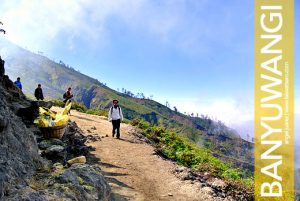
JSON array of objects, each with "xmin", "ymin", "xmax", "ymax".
[
  {"xmin": 34, "ymin": 84, "xmax": 44, "ymax": 100},
  {"xmin": 63, "ymin": 87, "xmax": 73, "ymax": 103},
  {"xmin": 108, "ymin": 99, "xmax": 123, "ymax": 139},
  {"xmin": 14, "ymin": 77, "xmax": 22, "ymax": 90}
]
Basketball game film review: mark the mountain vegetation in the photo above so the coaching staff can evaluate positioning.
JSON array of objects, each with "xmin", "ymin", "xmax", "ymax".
[{"xmin": 131, "ymin": 118, "xmax": 253, "ymax": 197}]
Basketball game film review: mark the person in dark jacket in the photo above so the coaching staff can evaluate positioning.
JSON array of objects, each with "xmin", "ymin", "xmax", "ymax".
[
  {"xmin": 14, "ymin": 77, "xmax": 22, "ymax": 90},
  {"xmin": 63, "ymin": 87, "xmax": 73, "ymax": 103},
  {"xmin": 34, "ymin": 84, "xmax": 44, "ymax": 100}
]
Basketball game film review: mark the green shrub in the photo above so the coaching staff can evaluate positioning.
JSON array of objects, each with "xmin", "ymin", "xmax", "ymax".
[
  {"xmin": 221, "ymin": 168, "xmax": 241, "ymax": 180},
  {"xmin": 130, "ymin": 118, "xmax": 253, "ymax": 189},
  {"xmin": 71, "ymin": 102, "xmax": 87, "ymax": 112},
  {"xmin": 51, "ymin": 100, "xmax": 87, "ymax": 112},
  {"xmin": 122, "ymin": 119, "xmax": 131, "ymax": 124},
  {"xmin": 203, "ymin": 140, "xmax": 213, "ymax": 149},
  {"xmin": 138, "ymin": 120, "xmax": 151, "ymax": 130},
  {"xmin": 152, "ymin": 126, "xmax": 165, "ymax": 136},
  {"xmin": 131, "ymin": 118, "xmax": 142, "ymax": 126},
  {"xmin": 51, "ymin": 99, "xmax": 65, "ymax": 107},
  {"xmin": 86, "ymin": 109, "xmax": 108, "ymax": 117}
]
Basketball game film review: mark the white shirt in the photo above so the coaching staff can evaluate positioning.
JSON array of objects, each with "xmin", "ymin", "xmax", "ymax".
[{"xmin": 108, "ymin": 106, "xmax": 123, "ymax": 121}]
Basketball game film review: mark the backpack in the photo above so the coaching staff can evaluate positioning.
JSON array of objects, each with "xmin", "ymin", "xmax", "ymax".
[
  {"xmin": 63, "ymin": 92, "xmax": 67, "ymax": 99},
  {"xmin": 111, "ymin": 106, "xmax": 120, "ymax": 116}
]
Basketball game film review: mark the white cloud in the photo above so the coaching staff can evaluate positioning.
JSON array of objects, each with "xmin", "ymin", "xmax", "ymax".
[
  {"xmin": 0, "ymin": 0, "xmax": 233, "ymax": 55},
  {"xmin": 153, "ymin": 95, "xmax": 254, "ymax": 138},
  {"xmin": 0, "ymin": 1, "xmax": 135, "ymax": 50},
  {"xmin": 295, "ymin": 98, "xmax": 300, "ymax": 114},
  {"xmin": 166, "ymin": 96, "xmax": 299, "ymax": 139},
  {"xmin": 0, "ymin": 0, "xmax": 110, "ymax": 50},
  {"xmin": 1, "ymin": 0, "xmax": 83, "ymax": 50},
  {"xmin": 162, "ymin": 96, "xmax": 253, "ymax": 125}
]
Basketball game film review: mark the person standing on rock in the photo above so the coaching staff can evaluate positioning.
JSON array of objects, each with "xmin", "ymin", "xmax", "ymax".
[
  {"xmin": 63, "ymin": 87, "xmax": 73, "ymax": 103},
  {"xmin": 34, "ymin": 84, "xmax": 44, "ymax": 101},
  {"xmin": 0, "ymin": 56, "xmax": 5, "ymax": 77},
  {"xmin": 108, "ymin": 99, "xmax": 123, "ymax": 139},
  {"xmin": 14, "ymin": 77, "xmax": 22, "ymax": 90}
]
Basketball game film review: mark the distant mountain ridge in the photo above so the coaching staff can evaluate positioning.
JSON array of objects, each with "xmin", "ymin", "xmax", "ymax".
[{"xmin": 0, "ymin": 38, "xmax": 254, "ymax": 170}]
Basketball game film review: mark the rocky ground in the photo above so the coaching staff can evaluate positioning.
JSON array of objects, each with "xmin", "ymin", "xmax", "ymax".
[
  {"xmin": 16, "ymin": 121, "xmax": 113, "ymax": 201},
  {"xmin": 1, "ymin": 115, "xmax": 112, "ymax": 201}
]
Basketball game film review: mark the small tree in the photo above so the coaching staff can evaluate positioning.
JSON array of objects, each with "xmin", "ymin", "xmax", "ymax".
[
  {"xmin": 0, "ymin": 21, "xmax": 6, "ymax": 34},
  {"xmin": 173, "ymin": 106, "xmax": 178, "ymax": 112}
]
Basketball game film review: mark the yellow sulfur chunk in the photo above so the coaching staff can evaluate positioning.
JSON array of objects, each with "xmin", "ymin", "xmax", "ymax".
[
  {"xmin": 38, "ymin": 118, "xmax": 49, "ymax": 127},
  {"xmin": 34, "ymin": 119, "xmax": 39, "ymax": 124},
  {"xmin": 35, "ymin": 103, "xmax": 71, "ymax": 127},
  {"xmin": 39, "ymin": 107, "xmax": 56, "ymax": 119},
  {"xmin": 62, "ymin": 102, "xmax": 72, "ymax": 116},
  {"xmin": 39, "ymin": 107, "xmax": 48, "ymax": 115},
  {"xmin": 54, "ymin": 114, "xmax": 69, "ymax": 126}
]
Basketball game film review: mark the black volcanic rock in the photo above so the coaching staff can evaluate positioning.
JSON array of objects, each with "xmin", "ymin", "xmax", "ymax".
[
  {"xmin": 0, "ymin": 71, "xmax": 44, "ymax": 198},
  {"xmin": 0, "ymin": 56, "xmax": 112, "ymax": 200},
  {"xmin": 55, "ymin": 164, "xmax": 111, "ymax": 200},
  {"xmin": 0, "ymin": 56, "xmax": 4, "ymax": 78}
]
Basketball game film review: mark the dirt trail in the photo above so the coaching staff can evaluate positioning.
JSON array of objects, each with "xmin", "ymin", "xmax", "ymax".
[{"xmin": 53, "ymin": 107, "xmax": 213, "ymax": 201}]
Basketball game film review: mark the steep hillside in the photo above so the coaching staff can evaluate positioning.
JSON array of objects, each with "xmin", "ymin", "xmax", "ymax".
[
  {"xmin": 0, "ymin": 55, "xmax": 112, "ymax": 200},
  {"xmin": 0, "ymin": 59, "xmax": 44, "ymax": 198},
  {"xmin": 0, "ymin": 38, "xmax": 253, "ymax": 170}
]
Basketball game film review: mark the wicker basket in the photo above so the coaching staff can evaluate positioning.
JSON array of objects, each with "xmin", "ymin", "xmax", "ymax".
[{"xmin": 39, "ymin": 124, "xmax": 67, "ymax": 139}]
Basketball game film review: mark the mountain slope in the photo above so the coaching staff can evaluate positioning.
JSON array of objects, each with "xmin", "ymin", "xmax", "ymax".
[
  {"xmin": 0, "ymin": 38, "xmax": 253, "ymax": 169},
  {"xmin": 0, "ymin": 38, "xmax": 203, "ymax": 137},
  {"xmin": 0, "ymin": 65, "xmax": 44, "ymax": 198}
]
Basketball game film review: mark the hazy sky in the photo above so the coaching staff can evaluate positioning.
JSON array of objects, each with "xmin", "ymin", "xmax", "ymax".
[{"xmin": 0, "ymin": 0, "xmax": 299, "ymax": 136}]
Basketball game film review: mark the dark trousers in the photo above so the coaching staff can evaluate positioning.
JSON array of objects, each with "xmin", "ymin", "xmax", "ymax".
[
  {"xmin": 112, "ymin": 119, "xmax": 121, "ymax": 138},
  {"xmin": 63, "ymin": 98, "xmax": 71, "ymax": 103}
]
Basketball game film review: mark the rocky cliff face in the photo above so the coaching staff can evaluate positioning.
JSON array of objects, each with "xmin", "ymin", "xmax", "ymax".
[
  {"xmin": 0, "ymin": 56, "xmax": 112, "ymax": 200},
  {"xmin": 0, "ymin": 56, "xmax": 44, "ymax": 197}
]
